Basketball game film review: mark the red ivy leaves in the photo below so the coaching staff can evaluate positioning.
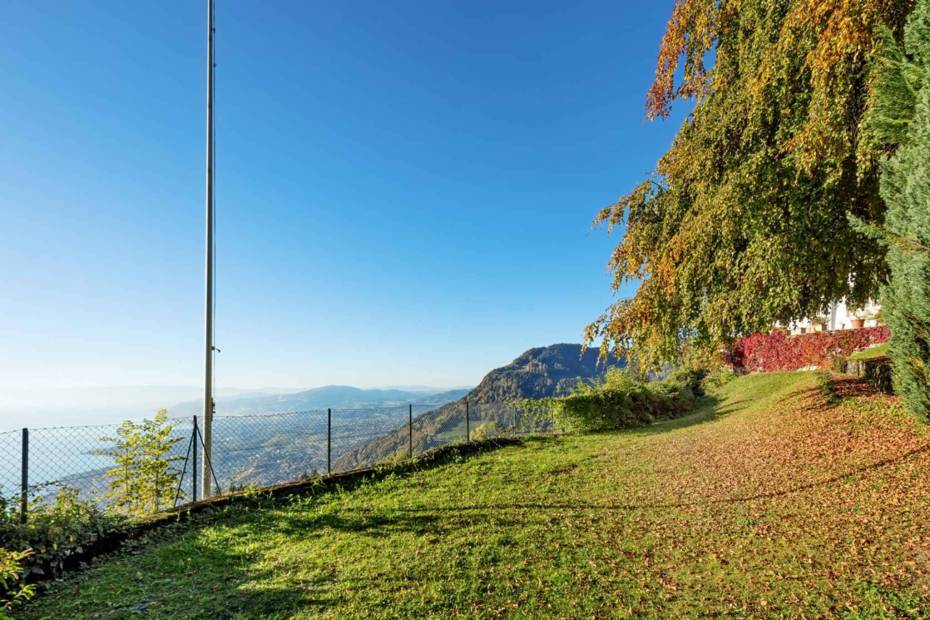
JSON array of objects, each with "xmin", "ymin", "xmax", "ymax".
[{"xmin": 727, "ymin": 326, "xmax": 891, "ymax": 372}]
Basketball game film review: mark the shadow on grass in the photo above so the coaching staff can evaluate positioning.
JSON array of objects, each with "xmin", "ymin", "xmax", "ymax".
[
  {"xmin": 625, "ymin": 394, "xmax": 728, "ymax": 437},
  {"xmin": 24, "ymin": 438, "xmax": 528, "ymax": 617},
  {"xmin": 385, "ymin": 440, "xmax": 930, "ymax": 517},
  {"xmin": 511, "ymin": 393, "xmax": 742, "ymax": 444},
  {"xmin": 185, "ymin": 542, "xmax": 335, "ymax": 620},
  {"xmin": 830, "ymin": 377, "xmax": 885, "ymax": 398},
  {"xmin": 268, "ymin": 510, "xmax": 445, "ymax": 538},
  {"xmin": 792, "ymin": 375, "xmax": 882, "ymax": 413},
  {"xmin": 31, "ymin": 531, "xmax": 338, "ymax": 620},
  {"xmin": 267, "ymin": 509, "xmax": 524, "ymax": 540}
]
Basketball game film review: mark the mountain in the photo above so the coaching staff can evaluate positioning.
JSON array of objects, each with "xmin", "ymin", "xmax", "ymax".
[
  {"xmin": 334, "ymin": 344, "xmax": 623, "ymax": 470},
  {"xmin": 171, "ymin": 385, "xmax": 469, "ymax": 417},
  {"xmin": 0, "ymin": 386, "xmax": 297, "ymax": 430},
  {"xmin": 27, "ymin": 348, "xmax": 615, "ymax": 503},
  {"xmin": 411, "ymin": 388, "xmax": 472, "ymax": 407},
  {"xmin": 464, "ymin": 343, "xmax": 617, "ymax": 402}
]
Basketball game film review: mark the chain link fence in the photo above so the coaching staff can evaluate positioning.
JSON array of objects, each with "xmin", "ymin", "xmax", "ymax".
[
  {"xmin": 0, "ymin": 430, "xmax": 20, "ymax": 512},
  {"xmin": 1, "ymin": 400, "xmax": 553, "ymax": 522}
]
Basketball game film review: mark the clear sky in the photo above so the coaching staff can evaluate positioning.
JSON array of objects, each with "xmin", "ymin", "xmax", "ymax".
[{"xmin": 1, "ymin": 1, "xmax": 685, "ymax": 392}]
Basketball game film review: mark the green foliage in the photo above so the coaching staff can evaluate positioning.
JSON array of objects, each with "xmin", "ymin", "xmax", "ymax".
[
  {"xmin": 0, "ymin": 417, "xmax": 179, "ymax": 583},
  {"xmin": 25, "ymin": 373, "xmax": 930, "ymax": 618},
  {"xmin": 547, "ymin": 367, "xmax": 704, "ymax": 433},
  {"xmin": 0, "ymin": 547, "xmax": 35, "ymax": 612},
  {"xmin": 848, "ymin": 342, "xmax": 890, "ymax": 361},
  {"xmin": 862, "ymin": 0, "xmax": 930, "ymax": 419},
  {"xmin": 470, "ymin": 422, "xmax": 500, "ymax": 441},
  {"xmin": 860, "ymin": 358, "xmax": 895, "ymax": 394},
  {"xmin": 96, "ymin": 410, "xmax": 183, "ymax": 517},
  {"xmin": 0, "ymin": 486, "xmax": 117, "ymax": 580},
  {"xmin": 589, "ymin": 0, "xmax": 915, "ymax": 368},
  {"xmin": 702, "ymin": 368, "xmax": 736, "ymax": 391},
  {"xmin": 664, "ymin": 366, "xmax": 708, "ymax": 397},
  {"xmin": 814, "ymin": 371, "xmax": 841, "ymax": 405}
]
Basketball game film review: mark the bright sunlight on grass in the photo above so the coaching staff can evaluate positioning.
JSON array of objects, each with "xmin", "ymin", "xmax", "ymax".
[
  {"xmin": 848, "ymin": 342, "xmax": 891, "ymax": 361},
  {"xmin": 23, "ymin": 372, "xmax": 930, "ymax": 618}
]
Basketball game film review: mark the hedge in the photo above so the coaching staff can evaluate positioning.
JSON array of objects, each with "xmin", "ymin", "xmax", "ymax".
[
  {"xmin": 727, "ymin": 327, "xmax": 891, "ymax": 373},
  {"xmin": 542, "ymin": 368, "xmax": 706, "ymax": 433}
]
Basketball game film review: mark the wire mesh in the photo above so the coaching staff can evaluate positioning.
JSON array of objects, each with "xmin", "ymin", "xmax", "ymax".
[
  {"xmin": 26, "ymin": 418, "xmax": 194, "ymax": 511},
  {"xmin": 0, "ymin": 430, "xmax": 21, "ymax": 505},
  {"xmin": 2, "ymin": 400, "xmax": 554, "ymax": 518},
  {"xmin": 209, "ymin": 410, "xmax": 328, "ymax": 491},
  {"xmin": 468, "ymin": 403, "xmax": 509, "ymax": 439},
  {"xmin": 29, "ymin": 423, "xmax": 124, "ymax": 506},
  {"xmin": 166, "ymin": 417, "xmax": 196, "ymax": 506},
  {"xmin": 330, "ymin": 405, "xmax": 413, "ymax": 473},
  {"xmin": 471, "ymin": 402, "xmax": 554, "ymax": 436},
  {"xmin": 421, "ymin": 400, "xmax": 468, "ymax": 451}
]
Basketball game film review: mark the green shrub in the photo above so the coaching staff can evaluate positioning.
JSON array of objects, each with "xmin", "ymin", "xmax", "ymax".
[
  {"xmin": 664, "ymin": 366, "xmax": 708, "ymax": 397},
  {"xmin": 831, "ymin": 355, "xmax": 849, "ymax": 374},
  {"xmin": 96, "ymin": 409, "xmax": 183, "ymax": 516},
  {"xmin": 0, "ymin": 547, "xmax": 34, "ymax": 613},
  {"xmin": 0, "ymin": 410, "xmax": 182, "ymax": 588},
  {"xmin": 547, "ymin": 367, "xmax": 703, "ymax": 433},
  {"xmin": 471, "ymin": 422, "xmax": 500, "ymax": 441},
  {"xmin": 815, "ymin": 371, "xmax": 840, "ymax": 406},
  {"xmin": 702, "ymin": 369, "xmax": 736, "ymax": 390},
  {"xmin": 864, "ymin": 358, "xmax": 895, "ymax": 394},
  {"xmin": 0, "ymin": 486, "xmax": 119, "ymax": 580}
]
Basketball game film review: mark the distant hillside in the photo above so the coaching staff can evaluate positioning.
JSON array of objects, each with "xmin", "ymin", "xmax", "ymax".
[
  {"xmin": 465, "ymin": 343, "xmax": 616, "ymax": 402},
  {"xmin": 411, "ymin": 388, "xmax": 472, "ymax": 407},
  {"xmin": 335, "ymin": 344, "xmax": 622, "ymax": 470},
  {"xmin": 171, "ymin": 385, "xmax": 468, "ymax": 417}
]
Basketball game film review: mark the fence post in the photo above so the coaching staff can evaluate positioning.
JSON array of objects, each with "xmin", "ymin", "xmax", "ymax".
[
  {"xmin": 20, "ymin": 428, "xmax": 28, "ymax": 524},
  {"xmin": 465, "ymin": 399, "xmax": 470, "ymax": 442},
  {"xmin": 327, "ymin": 408, "xmax": 332, "ymax": 474},
  {"xmin": 408, "ymin": 404, "xmax": 413, "ymax": 459},
  {"xmin": 192, "ymin": 416, "xmax": 199, "ymax": 503}
]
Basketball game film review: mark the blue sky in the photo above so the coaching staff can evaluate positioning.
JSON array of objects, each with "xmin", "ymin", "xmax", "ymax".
[{"xmin": 0, "ymin": 1, "xmax": 684, "ymax": 391}]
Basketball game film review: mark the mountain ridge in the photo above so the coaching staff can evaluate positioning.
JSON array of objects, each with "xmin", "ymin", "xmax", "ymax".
[
  {"xmin": 464, "ymin": 343, "xmax": 616, "ymax": 403},
  {"xmin": 334, "ymin": 343, "xmax": 622, "ymax": 469},
  {"xmin": 171, "ymin": 385, "xmax": 472, "ymax": 417}
]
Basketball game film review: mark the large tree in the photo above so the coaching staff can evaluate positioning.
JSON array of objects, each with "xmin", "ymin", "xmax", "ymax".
[
  {"xmin": 860, "ymin": 0, "xmax": 930, "ymax": 418},
  {"xmin": 589, "ymin": 0, "xmax": 915, "ymax": 367}
]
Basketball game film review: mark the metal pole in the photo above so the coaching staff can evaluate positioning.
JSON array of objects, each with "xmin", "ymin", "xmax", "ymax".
[
  {"xmin": 20, "ymin": 428, "xmax": 28, "ymax": 524},
  {"xmin": 198, "ymin": 422, "xmax": 222, "ymax": 496},
  {"xmin": 327, "ymin": 408, "xmax": 332, "ymax": 474},
  {"xmin": 202, "ymin": 0, "xmax": 216, "ymax": 498},
  {"xmin": 192, "ymin": 416, "xmax": 199, "ymax": 503},
  {"xmin": 408, "ymin": 404, "xmax": 413, "ymax": 459},
  {"xmin": 465, "ymin": 399, "xmax": 470, "ymax": 442}
]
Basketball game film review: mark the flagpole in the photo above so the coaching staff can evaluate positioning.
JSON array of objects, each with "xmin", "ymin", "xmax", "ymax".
[{"xmin": 202, "ymin": 0, "xmax": 215, "ymax": 498}]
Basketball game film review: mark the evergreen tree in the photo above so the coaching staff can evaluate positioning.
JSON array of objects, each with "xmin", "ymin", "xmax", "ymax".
[{"xmin": 864, "ymin": 0, "xmax": 930, "ymax": 418}]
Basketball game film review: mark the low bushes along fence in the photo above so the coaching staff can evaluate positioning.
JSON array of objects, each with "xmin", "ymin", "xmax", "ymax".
[
  {"xmin": 0, "ymin": 399, "xmax": 548, "ymax": 603},
  {"xmin": 0, "ymin": 372, "xmax": 712, "ymax": 608},
  {"xmin": 726, "ymin": 326, "xmax": 890, "ymax": 373},
  {"xmin": 526, "ymin": 367, "xmax": 708, "ymax": 433}
]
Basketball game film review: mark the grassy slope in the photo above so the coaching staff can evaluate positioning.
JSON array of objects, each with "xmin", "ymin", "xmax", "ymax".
[
  {"xmin": 23, "ymin": 372, "xmax": 930, "ymax": 619},
  {"xmin": 849, "ymin": 342, "xmax": 891, "ymax": 361}
]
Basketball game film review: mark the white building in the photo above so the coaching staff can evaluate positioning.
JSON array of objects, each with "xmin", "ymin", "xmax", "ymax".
[{"xmin": 785, "ymin": 299, "xmax": 882, "ymax": 335}]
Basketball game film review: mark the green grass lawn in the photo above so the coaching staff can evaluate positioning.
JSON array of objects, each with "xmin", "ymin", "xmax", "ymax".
[
  {"xmin": 23, "ymin": 372, "xmax": 930, "ymax": 619},
  {"xmin": 848, "ymin": 342, "xmax": 891, "ymax": 361}
]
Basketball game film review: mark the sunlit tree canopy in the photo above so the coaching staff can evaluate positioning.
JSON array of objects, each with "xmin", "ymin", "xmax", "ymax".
[{"xmin": 590, "ymin": 0, "xmax": 916, "ymax": 367}]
